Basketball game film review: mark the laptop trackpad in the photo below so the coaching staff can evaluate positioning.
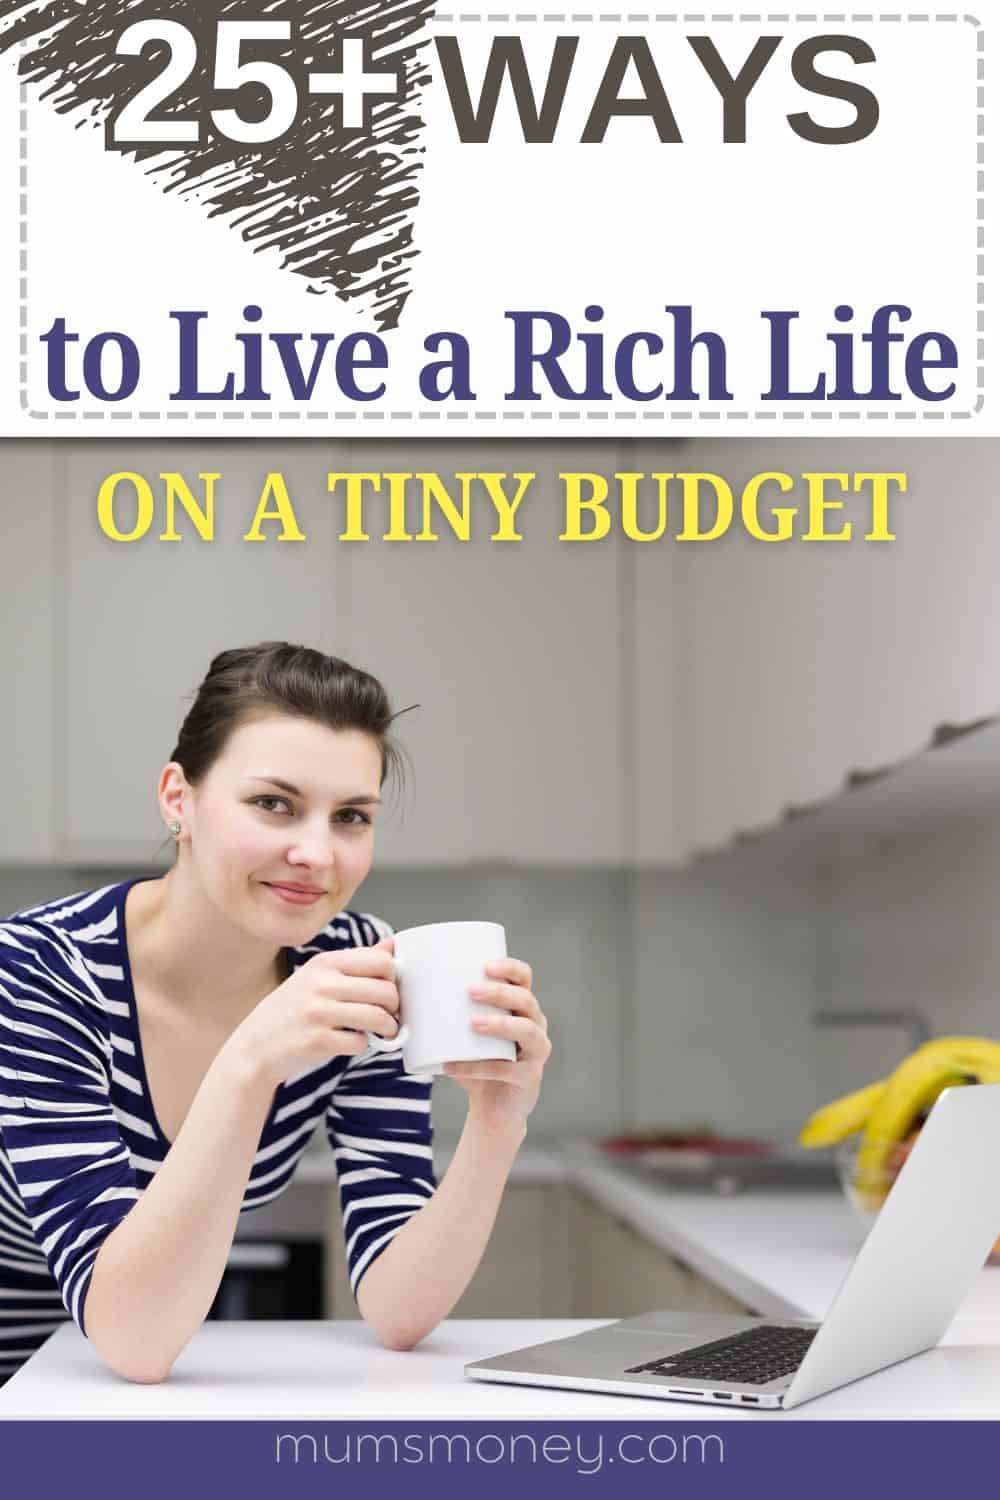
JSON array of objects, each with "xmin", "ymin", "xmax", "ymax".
[
  {"xmin": 615, "ymin": 1310, "xmax": 759, "ymax": 1340},
  {"xmin": 473, "ymin": 1312, "xmax": 758, "ymax": 1377}
]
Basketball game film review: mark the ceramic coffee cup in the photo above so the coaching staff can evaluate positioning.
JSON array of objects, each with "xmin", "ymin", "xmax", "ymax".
[{"xmin": 365, "ymin": 921, "xmax": 518, "ymax": 1075}]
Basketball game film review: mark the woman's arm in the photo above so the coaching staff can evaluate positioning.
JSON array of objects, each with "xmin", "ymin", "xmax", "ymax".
[
  {"xmin": 354, "ymin": 1112, "xmax": 526, "ymax": 1349},
  {"xmin": 352, "ymin": 949, "xmax": 550, "ymax": 1350},
  {"xmin": 1, "ymin": 924, "xmax": 277, "ymax": 1385},
  {"xmin": 85, "ymin": 940, "xmax": 410, "ymax": 1381},
  {"xmin": 2, "ymin": 924, "xmax": 408, "ymax": 1384},
  {"xmin": 83, "ymin": 1045, "xmax": 275, "ymax": 1383}
]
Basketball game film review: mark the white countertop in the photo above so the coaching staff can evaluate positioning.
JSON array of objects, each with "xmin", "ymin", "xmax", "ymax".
[
  {"xmin": 4, "ymin": 1316, "xmax": 1000, "ymax": 1420},
  {"xmin": 4, "ymin": 1136, "xmax": 999, "ymax": 1419},
  {"xmin": 556, "ymin": 1141, "xmax": 1000, "ymax": 1325},
  {"xmin": 307, "ymin": 1133, "xmax": 1000, "ymax": 1327}
]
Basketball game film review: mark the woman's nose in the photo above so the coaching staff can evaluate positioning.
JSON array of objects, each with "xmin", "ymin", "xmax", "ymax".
[{"xmin": 286, "ymin": 822, "xmax": 336, "ymax": 868}]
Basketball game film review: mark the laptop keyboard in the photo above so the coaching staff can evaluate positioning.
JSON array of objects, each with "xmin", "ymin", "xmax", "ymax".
[{"xmin": 625, "ymin": 1324, "xmax": 817, "ymax": 1386}]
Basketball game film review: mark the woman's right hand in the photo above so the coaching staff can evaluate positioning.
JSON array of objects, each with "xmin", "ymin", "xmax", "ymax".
[{"xmin": 226, "ymin": 939, "xmax": 401, "ymax": 1088}]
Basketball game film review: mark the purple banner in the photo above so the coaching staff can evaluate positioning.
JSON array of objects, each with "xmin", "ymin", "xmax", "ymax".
[{"xmin": 0, "ymin": 1420, "xmax": 994, "ymax": 1499}]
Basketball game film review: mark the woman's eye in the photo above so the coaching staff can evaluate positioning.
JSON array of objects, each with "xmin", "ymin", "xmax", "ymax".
[
  {"xmin": 251, "ymin": 797, "xmax": 370, "ymax": 825},
  {"xmin": 253, "ymin": 796, "xmax": 292, "ymax": 815}
]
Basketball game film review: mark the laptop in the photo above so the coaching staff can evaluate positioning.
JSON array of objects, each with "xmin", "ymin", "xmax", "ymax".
[{"xmin": 466, "ymin": 1083, "xmax": 1000, "ymax": 1410}]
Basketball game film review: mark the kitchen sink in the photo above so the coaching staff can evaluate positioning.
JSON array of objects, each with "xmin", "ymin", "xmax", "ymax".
[{"xmin": 607, "ymin": 1146, "xmax": 838, "ymax": 1195}]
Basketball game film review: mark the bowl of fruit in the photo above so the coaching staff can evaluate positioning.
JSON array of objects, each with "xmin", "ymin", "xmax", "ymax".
[
  {"xmin": 834, "ymin": 1127, "xmax": 1000, "ymax": 1264},
  {"xmin": 835, "ymin": 1130, "xmax": 917, "ymax": 1221},
  {"xmin": 801, "ymin": 1037, "xmax": 1000, "ymax": 1266}
]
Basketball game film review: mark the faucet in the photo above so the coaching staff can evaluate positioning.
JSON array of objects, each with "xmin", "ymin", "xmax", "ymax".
[{"xmin": 811, "ymin": 1007, "xmax": 932, "ymax": 1051}]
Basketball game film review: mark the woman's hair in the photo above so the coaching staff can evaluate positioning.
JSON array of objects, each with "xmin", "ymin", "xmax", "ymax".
[{"xmin": 160, "ymin": 643, "xmax": 413, "ymax": 852}]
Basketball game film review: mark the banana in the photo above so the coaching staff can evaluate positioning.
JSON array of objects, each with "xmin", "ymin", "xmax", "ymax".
[
  {"xmin": 854, "ymin": 1051, "xmax": 972, "ymax": 1198},
  {"xmin": 798, "ymin": 1078, "xmax": 888, "ymax": 1147},
  {"xmin": 799, "ymin": 1033, "xmax": 1000, "ymax": 1216},
  {"xmin": 909, "ymin": 1036, "xmax": 1000, "ymax": 1075}
]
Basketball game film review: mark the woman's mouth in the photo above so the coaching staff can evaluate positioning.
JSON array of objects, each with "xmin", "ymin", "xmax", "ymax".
[{"xmin": 264, "ymin": 883, "xmax": 326, "ymax": 906}]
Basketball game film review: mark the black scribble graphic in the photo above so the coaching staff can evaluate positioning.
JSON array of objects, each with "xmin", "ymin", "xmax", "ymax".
[{"xmin": 0, "ymin": 0, "xmax": 434, "ymax": 330}]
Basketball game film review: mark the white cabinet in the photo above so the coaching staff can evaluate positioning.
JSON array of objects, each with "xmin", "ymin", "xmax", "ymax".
[
  {"xmin": 322, "ymin": 1181, "xmax": 753, "ymax": 1320},
  {"xmin": 14, "ymin": 433, "xmax": 1000, "ymax": 868},
  {"xmin": 629, "ymin": 436, "xmax": 1000, "ymax": 862},
  {"xmin": 59, "ymin": 442, "xmax": 349, "ymax": 861},
  {"xmin": 569, "ymin": 1189, "xmax": 753, "ymax": 1318},
  {"xmin": 40, "ymin": 438, "xmax": 632, "ymax": 866},
  {"xmin": 292, "ymin": 440, "xmax": 630, "ymax": 866},
  {"xmin": 632, "ymin": 509, "xmax": 688, "ymax": 864},
  {"xmin": 325, "ymin": 1181, "xmax": 575, "ymax": 1319},
  {"xmin": 0, "ymin": 444, "xmax": 61, "ymax": 862}
]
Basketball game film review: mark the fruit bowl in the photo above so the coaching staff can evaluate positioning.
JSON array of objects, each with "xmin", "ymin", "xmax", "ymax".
[{"xmin": 835, "ymin": 1132, "xmax": 1000, "ymax": 1265}]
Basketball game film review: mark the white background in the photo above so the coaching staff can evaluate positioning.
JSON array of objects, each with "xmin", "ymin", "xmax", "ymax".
[{"xmin": 0, "ymin": 10, "xmax": 987, "ymax": 434}]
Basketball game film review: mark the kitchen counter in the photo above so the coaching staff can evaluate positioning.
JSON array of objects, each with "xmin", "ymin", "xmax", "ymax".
[
  {"xmin": 557, "ymin": 1140, "xmax": 1000, "ymax": 1324},
  {"xmin": 300, "ymin": 1134, "xmax": 1000, "ymax": 1325},
  {"xmin": 3, "ymin": 1315, "xmax": 1000, "ymax": 1420},
  {"xmin": 3, "ymin": 1135, "xmax": 999, "ymax": 1418}
]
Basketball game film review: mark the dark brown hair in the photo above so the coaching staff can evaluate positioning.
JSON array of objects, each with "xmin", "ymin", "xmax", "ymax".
[{"xmin": 157, "ymin": 642, "xmax": 414, "ymax": 855}]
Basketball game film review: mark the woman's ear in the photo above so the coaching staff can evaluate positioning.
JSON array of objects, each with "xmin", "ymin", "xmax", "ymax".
[{"xmin": 157, "ymin": 760, "xmax": 188, "ymax": 827}]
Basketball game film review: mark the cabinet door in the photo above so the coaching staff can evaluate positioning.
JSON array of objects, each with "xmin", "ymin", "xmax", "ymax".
[
  {"xmin": 569, "ymin": 1191, "xmax": 756, "ymax": 1318},
  {"xmin": 323, "ymin": 1182, "xmax": 567, "ymax": 1320},
  {"xmin": 687, "ymin": 1270, "xmax": 754, "ymax": 1317},
  {"xmin": 570, "ymin": 1190, "xmax": 696, "ymax": 1317},
  {"xmin": 0, "ymin": 444, "xmax": 61, "ymax": 861},
  {"xmin": 341, "ymin": 442, "xmax": 629, "ymax": 865},
  {"xmin": 632, "ymin": 499, "xmax": 688, "ymax": 864},
  {"xmin": 322, "ymin": 1182, "xmax": 755, "ymax": 1322},
  {"xmin": 631, "ymin": 437, "xmax": 1000, "ymax": 860},
  {"xmin": 449, "ymin": 1183, "xmax": 549, "ymax": 1317},
  {"xmin": 60, "ymin": 443, "xmax": 347, "ymax": 861}
]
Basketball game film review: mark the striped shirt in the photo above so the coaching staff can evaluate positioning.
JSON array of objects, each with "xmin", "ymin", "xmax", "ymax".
[{"xmin": 0, "ymin": 877, "xmax": 436, "ymax": 1387}]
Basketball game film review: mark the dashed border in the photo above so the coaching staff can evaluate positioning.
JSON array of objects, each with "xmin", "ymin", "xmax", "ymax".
[{"xmin": 17, "ymin": 13, "xmax": 985, "ymax": 422}]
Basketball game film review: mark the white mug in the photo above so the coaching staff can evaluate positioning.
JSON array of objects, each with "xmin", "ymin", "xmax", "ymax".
[{"xmin": 366, "ymin": 921, "xmax": 518, "ymax": 1075}]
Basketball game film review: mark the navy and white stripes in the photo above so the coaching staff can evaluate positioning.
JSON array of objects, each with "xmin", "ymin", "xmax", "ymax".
[{"xmin": 0, "ymin": 879, "xmax": 436, "ymax": 1386}]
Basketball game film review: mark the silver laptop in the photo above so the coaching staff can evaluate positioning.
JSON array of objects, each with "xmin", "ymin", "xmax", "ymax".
[{"xmin": 467, "ymin": 1083, "xmax": 1000, "ymax": 1411}]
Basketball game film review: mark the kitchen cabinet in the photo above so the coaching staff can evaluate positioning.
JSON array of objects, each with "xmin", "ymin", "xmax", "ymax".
[
  {"xmin": 339, "ymin": 441, "xmax": 630, "ymax": 865},
  {"xmin": 59, "ymin": 442, "xmax": 350, "ymax": 862},
  {"xmin": 569, "ymin": 1188, "xmax": 752, "ymax": 1318},
  {"xmin": 16, "ymin": 434, "xmax": 1000, "ymax": 866},
  {"xmin": 323, "ymin": 1181, "xmax": 576, "ymax": 1320},
  {"xmin": 321, "ymin": 1181, "xmax": 753, "ymax": 1321},
  {"xmin": 571, "ymin": 1185, "xmax": 694, "ymax": 1316},
  {"xmin": 45, "ymin": 437, "xmax": 631, "ymax": 865},
  {"xmin": 0, "ymin": 443, "xmax": 62, "ymax": 862},
  {"xmin": 629, "ymin": 435, "xmax": 1000, "ymax": 861}
]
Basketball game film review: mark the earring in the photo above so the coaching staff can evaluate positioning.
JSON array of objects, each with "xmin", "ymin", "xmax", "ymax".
[{"xmin": 167, "ymin": 821, "xmax": 181, "ymax": 837}]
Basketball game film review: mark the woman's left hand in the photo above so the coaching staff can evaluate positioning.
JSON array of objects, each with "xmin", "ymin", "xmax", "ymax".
[{"xmin": 442, "ymin": 957, "xmax": 551, "ymax": 1136}]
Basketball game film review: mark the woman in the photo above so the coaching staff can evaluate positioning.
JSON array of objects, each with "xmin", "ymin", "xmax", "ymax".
[{"xmin": 0, "ymin": 642, "xmax": 551, "ymax": 1387}]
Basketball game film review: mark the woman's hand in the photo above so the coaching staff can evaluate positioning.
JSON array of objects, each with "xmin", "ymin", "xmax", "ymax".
[
  {"xmin": 441, "ymin": 956, "xmax": 552, "ymax": 1136},
  {"xmin": 227, "ymin": 940, "xmax": 400, "ymax": 1089}
]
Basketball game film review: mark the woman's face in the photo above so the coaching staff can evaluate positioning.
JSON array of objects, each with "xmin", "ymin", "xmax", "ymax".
[{"xmin": 178, "ymin": 713, "xmax": 383, "ymax": 942}]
